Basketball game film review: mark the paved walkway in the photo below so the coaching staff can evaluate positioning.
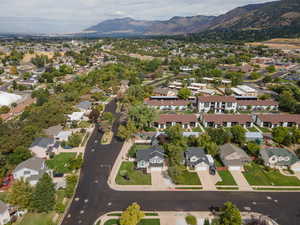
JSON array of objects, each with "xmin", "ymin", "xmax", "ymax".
[
  {"xmin": 231, "ymin": 171, "xmax": 253, "ymax": 191},
  {"xmin": 197, "ymin": 171, "xmax": 217, "ymax": 191},
  {"xmin": 151, "ymin": 171, "xmax": 168, "ymax": 188}
]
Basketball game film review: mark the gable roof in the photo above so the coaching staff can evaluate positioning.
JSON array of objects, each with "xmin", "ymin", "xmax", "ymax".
[
  {"xmin": 76, "ymin": 101, "xmax": 92, "ymax": 110},
  {"xmin": 30, "ymin": 137, "xmax": 55, "ymax": 149},
  {"xmin": 43, "ymin": 125, "xmax": 63, "ymax": 137},
  {"xmin": 256, "ymin": 114, "xmax": 300, "ymax": 124},
  {"xmin": 237, "ymin": 100, "xmax": 278, "ymax": 106},
  {"xmin": 220, "ymin": 143, "xmax": 251, "ymax": 166},
  {"xmin": 156, "ymin": 114, "xmax": 198, "ymax": 124},
  {"xmin": 185, "ymin": 147, "xmax": 209, "ymax": 167},
  {"xmin": 13, "ymin": 157, "xmax": 46, "ymax": 173},
  {"xmin": 198, "ymin": 96, "xmax": 236, "ymax": 103},
  {"xmin": 136, "ymin": 146, "xmax": 166, "ymax": 162},
  {"xmin": 202, "ymin": 114, "xmax": 252, "ymax": 124},
  {"xmin": 260, "ymin": 148, "xmax": 299, "ymax": 166},
  {"xmin": 145, "ymin": 99, "xmax": 190, "ymax": 107}
]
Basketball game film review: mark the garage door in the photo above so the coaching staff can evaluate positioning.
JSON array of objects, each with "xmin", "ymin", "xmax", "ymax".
[
  {"xmin": 229, "ymin": 166, "xmax": 241, "ymax": 171},
  {"xmin": 150, "ymin": 167, "xmax": 163, "ymax": 172}
]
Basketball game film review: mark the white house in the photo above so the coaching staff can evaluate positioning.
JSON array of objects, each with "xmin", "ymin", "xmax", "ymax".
[
  {"xmin": 29, "ymin": 137, "xmax": 57, "ymax": 158},
  {"xmin": 136, "ymin": 146, "xmax": 167, "ymax": 172},
  {"xmin": 55, "ymin": 130, "xmax": 73, "ymax": 142},
  {"xmin": 237, "ymin": 100, "xmax": 278, "ymax": 111},
  {"xmin": 185, "ymin": 147, "xmax": 213, "ymax": 171},
  {"xmin": 145, "ymin": 99, "xmax": 191, "ymax": 111},
  {"xmin": 154, "ymin": 114, "xmax": 199, "ymax": 129},
  {"xmin": 254, "ymin": 114, "xmax": 300, "ymax": 128},
  {"xmin": 197, "ymin": 96, "xmax": 237, "ymax": 113},
  {"xmin": 68, "ymin": 111, "xmax": 85, "ymax": 121},
  {"xmin": 0, "ymin": 201, "xmax": 10, "ymax": 225},
  {"xmin": 13, "ymin": 157, "xmax": 50, "ymax": 186}
]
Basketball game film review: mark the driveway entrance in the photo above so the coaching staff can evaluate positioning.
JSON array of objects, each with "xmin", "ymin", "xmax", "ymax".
[{"xmin": 197, "ymin": 170, "xmax": 217, "ymax": 191}]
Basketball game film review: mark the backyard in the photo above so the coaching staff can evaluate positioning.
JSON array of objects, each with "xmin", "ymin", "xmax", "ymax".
[
  {"xmin": 46, "ymin": 153, "xmax": 76, "ymax": 173},
  {"xmin": 116, "ymin": 162, "xmax": 151, "ymax": 185},
  {"xmin": 216, "ymin": 170, "xmax": 237, "ymax": 186},
  {"xmin": 243, "ymin": 163, "xmax": 300, "ymax": 186}
]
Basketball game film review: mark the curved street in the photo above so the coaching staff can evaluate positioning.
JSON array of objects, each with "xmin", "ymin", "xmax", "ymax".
[{"xmin": 61, "ymin": 100, "xmax": 300, "ymax": 225}]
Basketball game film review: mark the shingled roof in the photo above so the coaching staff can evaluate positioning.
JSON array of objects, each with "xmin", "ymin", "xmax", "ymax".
[
  {"xmin": 202, "ymin": 114, "xmax": 252, "ymax": 124},
  {"xmin": 256, "ymin": 114, "xmax": 300, "ymax": 124},
  {"xmin": 198, "ymin": 96, "xmax": 236, "ymax": 103},
  {"xmin": 156, "ymin": 114, "xmax": 198, "ymax": 124}
]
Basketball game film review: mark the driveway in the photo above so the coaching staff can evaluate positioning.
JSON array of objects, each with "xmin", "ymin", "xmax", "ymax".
[
  {"xmin": 230, "ymin": 170, "xmax": 252, "ymax": 191},
  {"xmin": 151, "ymin": 171, "xmax": 167, "ymax": 188},
  {"xmin": 197, "ymin": 170, "xmax": 217, "ymax": 191}
]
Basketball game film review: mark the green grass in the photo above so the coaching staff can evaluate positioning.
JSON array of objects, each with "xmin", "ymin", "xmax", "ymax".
[
  {"xmin": 258, "ymin": 127, "xmax": 271, "ymax": 133},
  {"xmin": 104, "ymin": 219, "xmax": 160, "ymax": 225},
  {"xmin": 46, "ymin": 153, "xmax": 76, "ymax": 173},
  {"xmin": 216, "ymin": 170, "xmax": 237, "ymax": 185},
  {"xmin": 254, "ymin": 188, "xmax": 300, "ymax": 190},
  {"xmin": 127, "ymin": 144, "xmax": 150, "ymax": 158},
  {"xmin": 56, "ymin": 189, "xmax": 65, "ymax": 204},
  {"xmin": 243, "ymin": 163, "xmax": 300, "ymax": 186},
  {"xmin": 106, "ymin": 213, "xmax": 158, "ymax": 217},
  {"xmin": 17, "ymin": 213, "xmax": 55, "ymax": 225},
  {"xmin": 175, "ymin": 187, "xmax": 202, "ymax": 189},
  {"xmin": 247, "ymin": 127, "xmax": 259, "ymax": 132},
  {"xmin": 217, "ymin": 187, "xmax": 239, "ymax": 190},
  {"xmin": 0, "ymin": 192, "xmax": 8, "ymax": 202},
  {"xmin": 107, "ymin": 213, "xmax": 121, "ymax": 216},
  {"xmin": 145, "ymin": 213, "xmax": 159, "ymax": 216},
  {"xmin": 176, "ymin": 170, "xmax": 201, "ymax": 185},
  {"xmin": 116, "ymin": 162, "xmax": 151, "ymax": 185}
]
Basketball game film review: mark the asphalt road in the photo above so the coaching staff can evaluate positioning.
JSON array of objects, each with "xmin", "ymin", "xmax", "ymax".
[{"xmin": 61, "ymin": 100, "xmax": 300, "ymax": 225}]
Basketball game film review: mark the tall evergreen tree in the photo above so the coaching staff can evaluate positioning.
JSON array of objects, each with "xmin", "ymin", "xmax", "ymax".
[{"xmin": 31, "ymin": 173, "xmax": 55, "ymax": 213}]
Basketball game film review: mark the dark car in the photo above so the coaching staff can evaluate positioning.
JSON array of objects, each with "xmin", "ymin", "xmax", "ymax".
[{"xmin": 209, "ymin": 165, "xmax": 216, "ymax": 175}]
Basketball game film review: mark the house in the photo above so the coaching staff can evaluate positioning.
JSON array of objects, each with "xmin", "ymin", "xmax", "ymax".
[
  {"xmin": 260, "ymin": 148, "xmax": 300, "ymax": 171},
  {"xmin": 237, "ymin": 100, "xmax": 278, "ymax": 111},
  {"xmin": 153, "ymin": 88, "xmax": 177, "ymax": 96},
  {"xmin": 67, "ymin": 111, "xmax": 85, "ymax": 122},
  {"xmin": 55, "ymin": 130, "xmax": 73, "ymax": 142},
  {"xmin": 43, "ymin": 125, "xmax": 63, "ymax": 138},
  {"xmin": 197, "ymin": 96, "xmax": 237, "ymax": 113},
  {"xmin": 145, "ymin": 99, "xmax": 191, "ymax": 110},
  {"xmin": 232, "ymin": 85, "xmax": 258, "ymax": 97},
  {"xmin": 185, "ymin": 147, "xmax": 213, "ymax": 171},
  {"xmin": 0, "ymin": 201, "xmax": 10, "ymax": 225},
  {"xmin": 76, "ymin": 101, "xmax": 92, "ymax": 113},
  {"xmin": 245, "ymin": 132, "xmax": 264, "ymax": 143},
  {"xmin": 254, "ymin": 114, "xmax": 300, "ymax": 128},
  {"xmin": 136, "ymin": 146, "xmax": 166, "ymax": 171},
  {"xmin": 201, "ymin": 114, "xmax": 253, "ymax": 128},
  {"xmin": 154, "ymin": 114, "xmax": 199, "ymax": 129},
  {"xmin": 168, "ymin": 81, "xmax": 183, "ymax": 90},
  {"xmin": 220, "ymin": 143, "xmax": 252, "ymax": 171},
  {"xmin": 29, "ymin": 137, "xmax": 57, "ymax": 158},
  {"xmin": 12, "ymin": 157, "xmax": 50, "ymax": 186}
]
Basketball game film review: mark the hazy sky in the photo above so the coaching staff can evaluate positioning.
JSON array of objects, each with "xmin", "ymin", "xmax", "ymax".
[{"xmin": 0, "ymin": 0, "xmax": 275, "ymax": 33}]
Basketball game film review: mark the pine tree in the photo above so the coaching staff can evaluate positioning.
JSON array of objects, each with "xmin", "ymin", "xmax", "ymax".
[
  {"xmin": 31, "ymin": 173, "xmax": 55, "ymax": 213},
  {"xmin": 8, "ymin": 180, "xmax": 33, "ymax": 210},
  {"xmin": 219, "ymin": 202, "xmax": 242, "ymax": 225},
  {"xmin": 120, "ymin": 202, "xmax": 145, "ymax": 225}
]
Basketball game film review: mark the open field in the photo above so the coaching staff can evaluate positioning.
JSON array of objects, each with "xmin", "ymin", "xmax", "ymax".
[{"xmin": 248, "ymin": 38, "xmax": 300, "ymax": 50}]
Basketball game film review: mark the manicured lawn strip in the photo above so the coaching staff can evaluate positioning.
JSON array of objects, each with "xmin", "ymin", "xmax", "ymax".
[
  {"xmin": 216, "ymin": 170, "xmax": 237, "ymax": 185},
  {"xmin": 104, "ymin": 219, "xmax": 160, "ymax": 225},
  {"xmin": 107, "ymin": 213, "xmax": 121, "ymax": 216},
  {"xmin": 175, "ymin": 187, "xmax": 202, "ymax": 189},
  {"xmin": 176, "ymin": 170, "xmax": 201, "ymax": 185},
  {"xmin": 46, "ymin": 153, "xmax": 76, "ymax": 173},
  {"xmin": 116, "ymin": 162, "xmax": 151, "ymax": 185},
  {"xmin": 145, "ymin": 213, "xmax": 159, "ymax": 216},
  {"xmin": 0, "ymin": 192, "xmax": 8, "ymax": 202},
  {"xmin": 258, "ymin": 127, "xmax": 271, "ymax": 133},
  {"xmin": 247, "ymin": 127, "xmax": 259, "ymax": 132},
  {"xmin": 254, "ymin": 188, "xmax": 300, "ymax": 190},
  {"xmin": 243, "ymin": 164, "xmax": 300, "ymax": 186},
  {"xmin": 17, "ymin": 213, "xmax": 55, "ymax": 225},
  {"xmin": 217, "ymin": 187, "xmax": 239, "ymax": 190},
  {"xmin": 56, "ymin": 189, "xmax": 65, "ymax": 204},
  {"xmin": 106, "ymin": 212, "xmax": 158, "ymax": 217}
]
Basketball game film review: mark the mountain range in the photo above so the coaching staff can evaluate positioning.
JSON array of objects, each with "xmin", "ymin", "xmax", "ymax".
[{"xmin": 85, "ymin": 0, "xmax": 300, "ymax": 38}]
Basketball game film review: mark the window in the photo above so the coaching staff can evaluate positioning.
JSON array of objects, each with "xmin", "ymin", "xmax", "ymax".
[
  {"xmin": 227, "ymin": 102, "xmax": 232, "ymax": 107},
  {"xmin": 204, "ymin": 102, "xmax": 209, "ymax": 107}
]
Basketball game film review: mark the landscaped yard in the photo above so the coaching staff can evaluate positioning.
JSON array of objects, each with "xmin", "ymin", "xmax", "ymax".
[
  {"xmin": 0, "ymin": 192, "xmax": 8, "ymax": 202},
  {"xmin": 258, "ymin": 126, "xmax": 271, "ymax": 133},
  {"xmin": 127, "ymin": 144, "xmax": 151, "ymax": 158},
  {"xmin": 243, "ymin": 163, "xmax": 300, "ymax": 186},
  {"xmin": 176, "ymin": 170, "xmax": 201, "ymax": 185},
  {"xmin": 104, "ymin": 219, "xmax": 160, "ymax": 225},
  {"xmin": 46, "ymin": 153, "xmax": 76, "ymax": 173},
  {"xmin": 17, "ymin": 213, "xmax": 55, "ymax": 225},
  {"xmin": 247, "ymin": 126, "xmax": 259, "ymax": 132},
  {"xmin": 116, "ymin": 162, "xmax": 151, "ymax": 185},
  {"xmin": 216, "ymin": 170, "xmax": 237, "ymax": 185}
]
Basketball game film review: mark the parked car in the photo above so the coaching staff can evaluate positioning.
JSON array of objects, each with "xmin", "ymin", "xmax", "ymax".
[{"xmin": 209, "ymin": 165, "xmax": 216, "ymax": 175}]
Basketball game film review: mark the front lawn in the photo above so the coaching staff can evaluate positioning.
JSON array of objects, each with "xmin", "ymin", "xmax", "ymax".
[
  {"xmin": 258, "ymin": 127, "xmax": 271, "ymax": 133},
  {"xmin": 247, "ymin": 127, "xmax": 259, "ymax": 132},
  {"xmin": 0, "ymin": 192, "xmax": 8, "ymax": 202},
  {"xmin": 216, "ymin": 170, "xmax": 237, "ymax": 185},
  {"xmin": 176, "ymin": 170, "xmax": 201, "ymax": 185},
  {"xmin": 17, "ymin": 213, "xmax": 55, "ymax": 225},
  {"xmin": 116, "ymin": 162, "xmax": 151, "ymax": 185},
  {"xmin": 243, "ymin": 163, "xmax": 300, "ymax": 186},
  {"xmin": 104, "ymin": 219, "xmax": 160, "ymax": 225},
  {"xmin": 46, "ymin": 153, "xmax": 76, "ymax": 173}
]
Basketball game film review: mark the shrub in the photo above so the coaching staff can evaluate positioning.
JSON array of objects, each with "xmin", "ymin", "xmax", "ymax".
[{"xmin": 185, "ymin": 215, "xmax": 197, "ymax": 225}]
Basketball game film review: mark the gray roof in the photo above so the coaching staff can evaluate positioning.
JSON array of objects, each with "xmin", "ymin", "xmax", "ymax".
[
  {"xmin": 185, "ymin": 147, "xmax": 209, "ymax": 167},
  {"xmin": 245, "ymin": 132, "xmax": 263, "ymax": 140},
  {"xmin": 13, "ymin": 157, "xmax": 47, "ymax": 173},
  {"xmin": 30, "ymin": 137, "xmax": 55, "ymax": 149},
  {"xmin": 43, "ymin": 125, "xmax": 63, "ymax": 137},
  {"xmin": 220, "ymin": 143, "xmax": 252, "ymax": 167},
  {"xmin": 0, "ymin": 200, "xmax": 8, "ymax": 214},
  {"xmin": 136, "ymin": 146, "xmax": 166, "ymax": 162},
  {"xmin": 76, "ymin": 101, "xmax": 92, "ymax": 110},
  {"xmin": 260, "ymin": 148, "xmax": 299, "ymax": 166}
]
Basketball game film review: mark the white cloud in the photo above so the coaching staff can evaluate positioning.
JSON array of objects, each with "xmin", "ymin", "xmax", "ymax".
[{"xmin": 0, "ymin": 0, "xmax": 275, "ymax": 33}]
